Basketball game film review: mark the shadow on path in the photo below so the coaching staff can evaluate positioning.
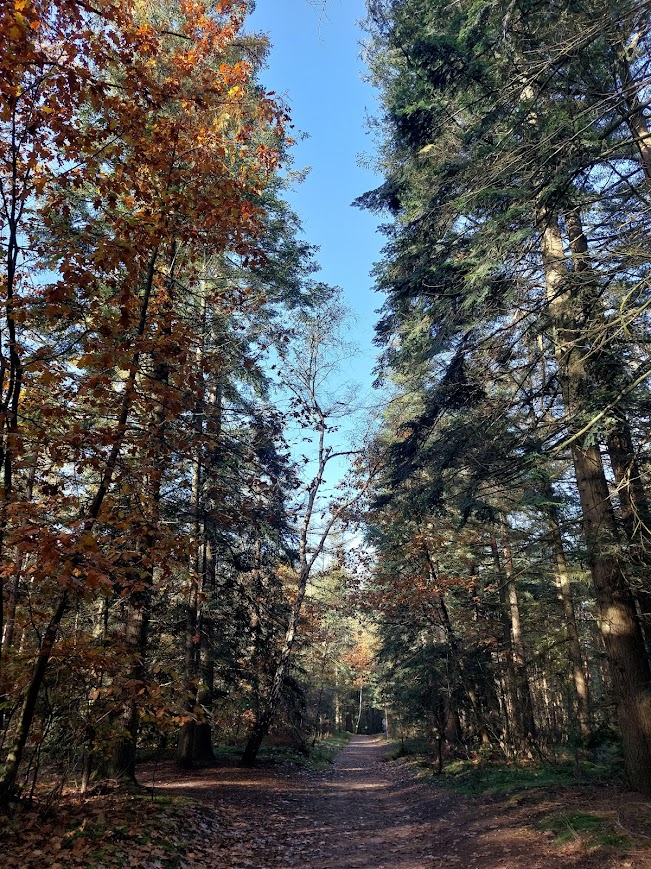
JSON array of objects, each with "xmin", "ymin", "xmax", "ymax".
[{"xmin": 141, "ymin": 735, "xmax": 648, "ymax": 869}]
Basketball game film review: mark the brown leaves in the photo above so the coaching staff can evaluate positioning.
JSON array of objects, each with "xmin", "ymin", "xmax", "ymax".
[{"xmin": 0, "ymin": 792, "xmax": 221, "ymax": 869}]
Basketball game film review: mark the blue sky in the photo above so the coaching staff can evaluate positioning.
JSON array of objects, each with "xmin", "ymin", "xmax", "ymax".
[{"xmin": 247, "ymin": 0, "xmax": 384, "ymax": 404}]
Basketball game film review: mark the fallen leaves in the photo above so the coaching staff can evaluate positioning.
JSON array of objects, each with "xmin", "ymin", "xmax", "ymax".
[{"xmin": 0, "ymin": 790, "xmax": 222, "ymax": 869}]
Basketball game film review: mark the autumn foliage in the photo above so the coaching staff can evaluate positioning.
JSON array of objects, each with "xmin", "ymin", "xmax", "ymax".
[{"xmin": 0, "ymin": 0, "xmax": 291, "ymax": 801}]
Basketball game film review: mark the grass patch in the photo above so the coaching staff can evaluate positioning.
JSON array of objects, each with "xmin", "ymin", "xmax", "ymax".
[
  {"xmin": 538, "ymin": 811, "xmax": 630, "ymax": 849},
  {"xmin": 389, "ymin": 737, "xmax": 434, "ymax": 760},
  {"xmin": 308, "ymin": 733, "xmax": 350, "ymax": 769},
  {"xmin": 434, "ymin": 759, "xmax": 611, "ymax": 797},
  {"xmin": 388, "ymin": 746, "xmax": 613, "ymax": 798}
]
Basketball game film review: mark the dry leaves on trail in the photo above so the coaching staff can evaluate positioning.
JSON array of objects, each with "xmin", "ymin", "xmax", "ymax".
[{"xmin": 4, "ymin": 740, "xmax": 651, "ymax": 869}]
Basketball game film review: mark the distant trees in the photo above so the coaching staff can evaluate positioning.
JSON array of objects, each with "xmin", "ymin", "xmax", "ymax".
[
  {"xmin": 360, "ymin": 0, "xmax": 651, "ymax": 792},
  {"xmin": 241, "ymin": 292, "xmax": 373, "ymax": 763}
]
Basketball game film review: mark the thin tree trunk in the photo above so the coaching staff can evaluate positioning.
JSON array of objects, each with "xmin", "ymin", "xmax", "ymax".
[
  {"xmin": 311, "ymin": 641, "xmax": 329, "ymax": 746},
  {"xmin": 334, "ymin": 669, "xmax": 342, "ymax": 731},
  {"xmin": 545, "ymin": 490, "xmax": 591, "ymax": 738},
  {"xmin": 0, "ymin": 246, "xmax": 161, "ymax": 804},
  {"xmin": 241, "ymin": 315, "xmax": 376, "ymax": 765},
  {"xmin": 355, "ymin": 684, "xmax": 363, "ymax": 734},
  {"xmin": 490, "ymin": 533, "xmax": 525, "ymax": 751},
  {"xmin": 0, "ymin": 592, "xmax": 68, "ymax": 801},
  {"xmin": 176, "ymin": 458, "xmax": 202, "ymax": 769},
  {"xmin": 241, "ymin": 561, "xmax": 311, "ymax": 764},
  {"xmin": 192, "ymin": 537, "xmax": 217, "ymax": 765},
  {"xmin": 501, "ymin": 519, "xmax": 537, "ymax": 744}
]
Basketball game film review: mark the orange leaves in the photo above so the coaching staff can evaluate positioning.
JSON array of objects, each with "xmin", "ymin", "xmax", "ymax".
[
  {"xmin": 0, "ymin": 0, "xmax": 296, "ymax": 795},
  {"xmin": 2, "ymin": 0, "xmax": 38, "ymax": 42}
]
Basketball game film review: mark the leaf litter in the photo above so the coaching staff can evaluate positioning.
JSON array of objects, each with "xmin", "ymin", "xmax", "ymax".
[{"xmin": 3, "ymin": 736, "xmax": 651, "ymax": 868}]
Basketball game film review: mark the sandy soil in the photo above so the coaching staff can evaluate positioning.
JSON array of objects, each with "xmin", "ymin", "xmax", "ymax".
[{"xmin": 142, "ymin": 735, "xmax": 651, "ymax": 868}]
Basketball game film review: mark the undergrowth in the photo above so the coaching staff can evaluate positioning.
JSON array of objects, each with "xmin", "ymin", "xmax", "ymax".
[
  {"xmin": 389, "ymin": 738, "xmax": 619, "ymax": 797},
  {"xmin": 388, "ymin": 740, "xmax": 637, "ymax": 854},
  {"xmin": 212, "ymin": 732, "xmax": 349, "ymax": 770},
  {"xmin": 430, "ymin": 758, "xmax": 613, "ymax": 797}
]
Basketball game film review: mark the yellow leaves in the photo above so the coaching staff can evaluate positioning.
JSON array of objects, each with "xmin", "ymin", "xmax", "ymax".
[{"xmin": 4, "ymin": 0, "xmax": 37, "ymax": 39}]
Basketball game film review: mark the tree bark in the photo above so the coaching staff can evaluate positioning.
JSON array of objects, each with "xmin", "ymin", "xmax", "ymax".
[
  {"xmin": 539, "ymin": 209, "xmax": 651, "ymax": 793},
  {"xmin": 0, "ymin": 244, "xmax": 163, "ymax": 803},
  {"xmin": 612, "ymin": 45, "xmax": 651, "ymax": 186},
  {"xmin": 0, "ymin": 592, "xmax": 68, "ymax": 802},
  {"xmin": 192, "ymin": 536, "xmax": 218, "ymax": 766},
  {"xmin": 565, "ymin": 204, "xmax": 651, "ymax": 647},
  {"xmin": 355, "ymin": 684, "xmax": 364, "ymax": 734}
]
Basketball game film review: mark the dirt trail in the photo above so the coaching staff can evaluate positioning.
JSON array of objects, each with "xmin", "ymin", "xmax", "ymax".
[{"xmin": 145, "ymin": 735, "xmax": 650, "ymax": 868}]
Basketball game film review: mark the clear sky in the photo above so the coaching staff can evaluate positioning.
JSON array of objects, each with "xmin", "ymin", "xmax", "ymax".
[{"xmin": 247, "ymin": 0, "xmax": 384, "ymax": 408}]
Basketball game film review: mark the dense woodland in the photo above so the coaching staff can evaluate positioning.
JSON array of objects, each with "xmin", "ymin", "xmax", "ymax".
[
  {"xmin": 361, "ymin": 0, "xmax": 651, "ymax": 795},
  {"xmin": 1, "ymin": 0, "xmax": 651, "ymax": 813}
]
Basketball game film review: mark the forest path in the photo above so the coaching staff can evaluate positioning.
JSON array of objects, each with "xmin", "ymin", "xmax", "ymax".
[{"xmin": 144, "ymin": 735, "xmax": 647, "ymax": 868}]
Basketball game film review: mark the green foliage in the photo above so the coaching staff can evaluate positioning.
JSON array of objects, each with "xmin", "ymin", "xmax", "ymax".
[
  {"xmin": 360, "ymin": 0, "xmax": 651, "ymax": 787},
  {"xmin": 212, "ymin": 734, "xmax": 348, "ymax": 770},
  {"xmin": 436, "ymin": 760, "xmax": 612, "ymax": 797}
]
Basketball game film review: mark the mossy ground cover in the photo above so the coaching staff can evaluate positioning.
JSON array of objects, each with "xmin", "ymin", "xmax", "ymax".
[
  {"xmin": 386, "ymin": 739, "xmax": 650, "ymax": 858},
  {"xmin": 389, "ymin": 738, "xmax": 617, "ymax": 797},
  {"xmin": 428, "ymin": 757, "xmax": 613, "ymax": 797},
  {"xmin": 537, "ymin": 811, "xmax": 630, "ymax": 848}
]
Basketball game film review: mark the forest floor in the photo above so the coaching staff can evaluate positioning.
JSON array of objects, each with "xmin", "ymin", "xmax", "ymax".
[{"xmin": 3, "ymin": 735, "xmax": 651, "ymax": 868}]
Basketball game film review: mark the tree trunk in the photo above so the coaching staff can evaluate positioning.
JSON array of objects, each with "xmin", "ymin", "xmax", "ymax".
[
  {"xmin": 545, "ymin": 491, "xmax": 591, "ymax": 737},
  {"xmin": 539, "ymin": 209, "xmax": 651, "ymax": 793},
  {"xmin": 177, "ymin": 576, "xmax": 199, "ymax": 769},
  {"xmin": 500, "ymin": 520, "xmax": 537, "ymax": 744},
  {"xmin": 178, "ymin": 294, "xmax": 221, "ymax": 768},
  {"xmin": 564, "ymin": 204, "xmax": 651, "ymax": 652},
  {"xmin": 0, "ymin": 592, "xmax": 68, "ymax": 802},
  {"xmin": 490, "ymin": 533, "xmax": 526, "ymax": 751},
  {"xmin": 241, "ymin": 563, "xmax": 310, "ymax": 765},
  {"xmin": 612, "ymin": 46, "xmax": 651, "ymax": 186},
  {"xmin": 356, "ymin": 684, "xmax": 364, "ymax": 734},
  {"xmin": 192, "ymin": 537, "xmax": 217, "ymax": 766},
  {"xmin": 240, "ymin": 310, "xmax": 373, "ymax": 765},
  {"xmin": 334, "ymin": 669, "xmax": 342, "ymax": 731}
]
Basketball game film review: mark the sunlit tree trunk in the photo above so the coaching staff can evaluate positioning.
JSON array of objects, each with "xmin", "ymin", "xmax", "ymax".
[
  {"xmin": 612, "ymin": 43, "xmax": 651, "ymax": 185},
  {"xmin": 539, "ymin": 208, "xmax": 651, "ymax": 793}
]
